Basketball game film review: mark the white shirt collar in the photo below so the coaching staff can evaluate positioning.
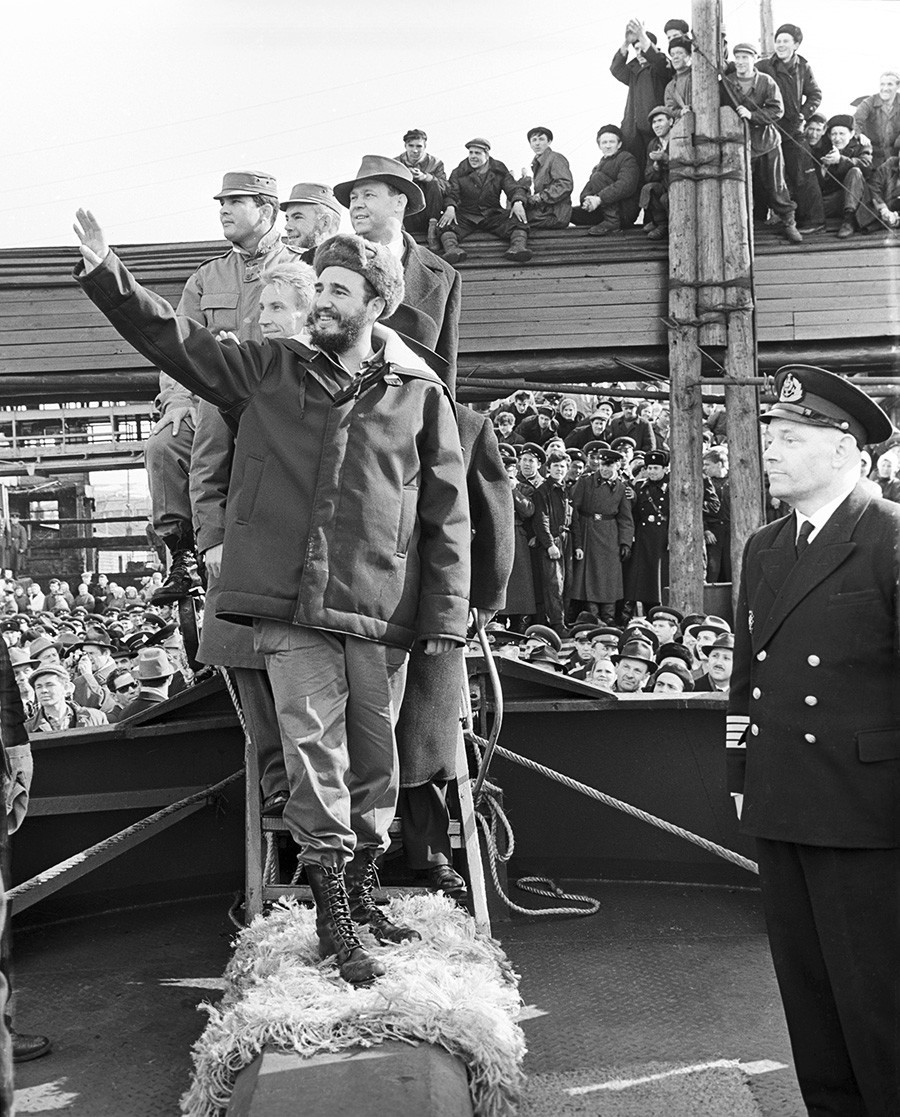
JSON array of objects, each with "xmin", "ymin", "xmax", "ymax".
[{"xmin": 796, "ymin": 481, "xmax": 858, "ymax": 542}]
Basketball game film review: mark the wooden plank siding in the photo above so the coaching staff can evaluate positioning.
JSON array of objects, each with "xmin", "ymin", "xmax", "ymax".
[{"xmin": 0, "ymin": 228, "xmax": 898, "ymax": 401}]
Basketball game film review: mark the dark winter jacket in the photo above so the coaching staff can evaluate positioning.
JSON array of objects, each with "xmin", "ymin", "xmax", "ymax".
[
  {"xmin": 446, "ymin": 157, "xmax": 527, "ymax": 218},
  {"xmin": 757, "ymin": 52, "xmax": 822, "ymax": 136},
  {"xmin": 610, "ymin": 45, "xmax": 671, "ymax": 138},
  {"xmin": 76, "ymin": 253, "xmax": 471, "ymax": 652},
  {"xmin": 579, "ymin": 150, "xmax": 641, "ymax": 226}
]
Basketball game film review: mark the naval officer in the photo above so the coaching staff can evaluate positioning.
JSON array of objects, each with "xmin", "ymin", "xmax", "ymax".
[{"xmin": 727, "ymin": 364, "xmax": 900, "ymax": 1116}]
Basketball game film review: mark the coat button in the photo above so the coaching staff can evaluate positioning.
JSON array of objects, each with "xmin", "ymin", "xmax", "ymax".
[
  {"xmin": 751, "ymin": 724, "xmax": 759, "ymax": 736},
  {"xmin": 805, "ymin": 695, "xmax": 817, "ymax": 706},
  {"xmin": 757, "ymin": 650, "xmax": 767, "ymax": 661},
  {"xmin": 807, "ymin": 655, "xmax": 820, "ymax": 666},
  {"xmin": 752, "ymin": 687, "xmax": 761, "ymax": 699},
  {"xmin": 805, "ymin": 733, "xmax": 817, "ymax": 744}
]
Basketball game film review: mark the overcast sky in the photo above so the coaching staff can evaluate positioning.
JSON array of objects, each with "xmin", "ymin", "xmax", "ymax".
[{"xmin": 6, "ymin": 0, "xmax": 896, "ymax": 249}]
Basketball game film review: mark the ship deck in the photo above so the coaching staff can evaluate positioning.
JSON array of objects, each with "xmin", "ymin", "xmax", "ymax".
[{"xmin": 12, "ymin": 880, "xmax": 806, "ymax": 1116}]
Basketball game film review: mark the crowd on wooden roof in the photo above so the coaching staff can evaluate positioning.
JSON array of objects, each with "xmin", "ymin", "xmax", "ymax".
[{"xmin": 391, "ymin": 19, "xmax": 900, "ymax": 260}]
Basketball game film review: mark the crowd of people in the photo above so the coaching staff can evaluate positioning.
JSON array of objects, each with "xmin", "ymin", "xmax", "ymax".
[
  {"xmin": 381, "ymin": 20, "xmax": 900, "ymax": 256},
  {"xmin": 0, "ymin": 589, "xmax": 192, "ymax": 730}
]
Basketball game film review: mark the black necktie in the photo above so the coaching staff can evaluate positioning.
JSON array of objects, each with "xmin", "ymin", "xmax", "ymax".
[{"xmin": 796, "ymin": 519, "xmax": 814, "ymax": 558}]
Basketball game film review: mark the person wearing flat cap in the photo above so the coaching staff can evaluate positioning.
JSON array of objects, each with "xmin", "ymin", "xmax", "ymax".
[
  {"xmin": 26, "ymin": 664, "xmax": 107, "ymax": 733},
  {"xmin": 74, "ymin": 213, "xmax": 470, "ymax": 988},
  {"xmin": 394, "ymin": 130, "xmax": 449, "ymax": 242},
  {"xmin": 570, "ymin": 448, "xmax": 634, "ymax": 624},
  {"xmin": 757, "ymin": 25, "xmax": 825, "ymax": 233},
  {"xmin": 144, "ymin": 170, "xmax": 301, "ymax": 609},
  {"xmin": 335, "ymin": 155, "xmax": 461, "ymax": 394},
  {"xmin": 818, "ymin": 116, "xmax": 876, "ymax": 238},
  {"xmin": 640, "ymin": 106, "xmax": 675, "ymax": 239},
  {"xmin": 570, "ymin": 125, "xmax": 641, "ymax": 237},
  {"xmin": 519, "ymin": 127, "xmax": 573, "ymax": 230},
  {"xmin": 722, "ymin": 44, "xmax": 803, "ymax": 244},
  {"xmin": 439, "ymin": 138, "xmax": 533, "ymax": 264},
  {"xmin": 727, "ymin": 363, "xmax": 900, "ymax": 1116}
]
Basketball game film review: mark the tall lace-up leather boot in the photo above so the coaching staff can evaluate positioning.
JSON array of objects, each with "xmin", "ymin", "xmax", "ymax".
[
  {"xmin": 304, "ymin": 861, "xmax": 386, "ymax": 985},
  {"xmin": 344, "ymin": 848, "xmax": 422, "ymax": 945}
]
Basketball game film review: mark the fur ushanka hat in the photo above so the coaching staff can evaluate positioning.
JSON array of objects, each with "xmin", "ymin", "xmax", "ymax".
[{"xmin": 313, "ymin": 234, "xmax": 405, "ymax": 319}]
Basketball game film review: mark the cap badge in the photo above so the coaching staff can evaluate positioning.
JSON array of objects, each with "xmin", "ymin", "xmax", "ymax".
[{"xmin": 779, "ymin": 374, "xmax": 804, "ymax": 404}]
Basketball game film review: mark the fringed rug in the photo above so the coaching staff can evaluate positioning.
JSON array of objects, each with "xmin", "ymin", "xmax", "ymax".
[{"xmin": 180, "ymin": 892, "xmax": 526, "ymax": 1117}]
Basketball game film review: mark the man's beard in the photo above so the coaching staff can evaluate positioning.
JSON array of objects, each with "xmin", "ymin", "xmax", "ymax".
[{"xmin": 308, "ymin": 306, "xmax": 368, "ymax": 355}]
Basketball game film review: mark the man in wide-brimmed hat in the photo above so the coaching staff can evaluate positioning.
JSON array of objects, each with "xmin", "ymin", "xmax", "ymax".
[{"xmin": 334, "ymin": 154, "xmax": 461, "ymax": 392}]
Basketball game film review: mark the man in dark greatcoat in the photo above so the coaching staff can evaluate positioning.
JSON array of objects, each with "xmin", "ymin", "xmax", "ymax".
[
  {"xmin": 727, "ymin": 364, "xmax": 900, "ymax": 1116},
  {"xmin": 571, "ymin": 448, "xmax": 634, "ymax": 623},
  {"xmin": 396, "ymin": 406, "xmax": 513, "ymax": 896},
  {"xmin": 622, "ymin": 449, "xmax": 670, "ymax": 611}
]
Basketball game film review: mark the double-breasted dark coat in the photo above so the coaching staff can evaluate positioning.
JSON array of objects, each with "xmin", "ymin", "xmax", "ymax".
[
  {"xmin": 623, "ymin": 477, "xmax": 669, "ymax": 602},
  {"xmin": 729, "ymin": 485, "xmax": 900, "ymax": 845}
]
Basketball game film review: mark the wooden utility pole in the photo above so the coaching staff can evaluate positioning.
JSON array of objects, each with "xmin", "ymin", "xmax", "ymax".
[
  {"xmin": 720, "ymin": 107, "xmax": 764, "ymax": 601},
  {"xmin": 693, "ymin": 0, "xmax": 726, "ymax": 349},
  {"xmin": 760, "ymin": 0, "xmax": 775, "ymax": 56},
  {"xmin": 667, "ymin": 104, "xmax": 706, "ymax": 617}
]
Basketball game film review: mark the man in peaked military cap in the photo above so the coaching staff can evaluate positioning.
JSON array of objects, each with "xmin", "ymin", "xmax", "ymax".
[
  {"xmin": 144, "ymin": 170, "xmax": 300, "ymax": 606},
  {"xmin": 727, "ymin": 364, "xmax": 900, "ymax": 1116}
]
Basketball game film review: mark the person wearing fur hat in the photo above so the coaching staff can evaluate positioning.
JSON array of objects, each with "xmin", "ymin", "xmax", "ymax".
[
  {"xmin": 519, "ymin": 127, "xmax": 573, "ymax": 230},
  {"xmin": 514, "ymin": 405, "xmax": 558, "ymax": 447},
  {"xmin": 393, "ymin": 130, "xmax": 449, "ymax": 242},
  {"xmin": 663, "ymin": 18, "xmax": 689, "ymax": 42},
  {"xmin": 335, "ymin": 155, "xmax": 461, "ymax": 393},
  {"xmin": 757, "ymin": 24, "xmax": 825, "ymax": 232},
  {"xmin": 611, "ymin": 20, "xmax": 672, "ymax": 180},
  {"xmin": 651, "ymin": 661, "xmax": 694, "ymax": 693},
  {"xmin": 439, "ymin": 139, "xmax": 533, "ymax": 264},
  {"xmin": 722, "ymin": 44, "xmax": 803, "ymax": 244},
  {"xmin": 75, "ymin": 213, "xmax": 470, "ymax": 988},
  {"xmin": 818, "ymin": 116, "xmax": 875, "ymax": 237},
  {"xmin": 663, "ymin": 36, "xmax": 693, "ymax": 118},
  {"xmin": 570, "ymin": 125, "xmax": 641, "ymax": 236}
]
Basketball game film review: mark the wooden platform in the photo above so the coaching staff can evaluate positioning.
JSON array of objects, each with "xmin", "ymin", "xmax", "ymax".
[{"xmin": 2, "ymin": 225, "xmax": 899, "ymax": 403}]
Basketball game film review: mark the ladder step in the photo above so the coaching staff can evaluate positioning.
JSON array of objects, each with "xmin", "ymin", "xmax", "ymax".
[{"xmin": 263, "ymin": 817, "xmax": 463, "ymax": 846}]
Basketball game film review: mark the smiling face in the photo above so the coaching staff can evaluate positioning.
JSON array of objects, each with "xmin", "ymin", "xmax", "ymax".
[
  {"xmin": 650, "ymin": 113, "xmax": 672, "ymax": 138},
  {"xmin": 880, "ymin": 73, "xmax": 900, "ymax": 102},
  {"xmin": 645, "ymin": 464, "xmax": 665, "ymax": 482},
  {"xmin": 310, "ymin": 267, "xmax": 381, "ymax": 354},
  {"xmin": 733, "ymin": 50, "xmax": 755, "ymax": 77},
  {"xmin": 259, "ymin": 280, "xmax": 309, "ymax": 339},
  {"xmin": 348, "ymin": 180, "xmax": 405, "ymax": 241},
  {"xmin": 597, "ymin": 132, "xmax": 622, "ymax": 157},
  {"xmin": 467, "ymin": 146, "xmax": 489, "ymax": 169},
  {"xmin": 773, "ymin": 31, "xmax": 798, "ymax": 60},
  {"xmin": 282, "ymin": 202, "xmax": 322, "ymax": 250},
  {"xmin": 830, "ymin": 125, "xmax": 852, "ymax": 150},
  {"xmin": 669, "ymin": 45, "xmax": 691, "ymax": 71}
]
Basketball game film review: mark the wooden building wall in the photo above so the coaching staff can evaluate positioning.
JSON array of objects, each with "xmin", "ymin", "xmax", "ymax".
[{"xmin": 1, "ymin": 228, "xmax": 899, "ymax": 404}]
